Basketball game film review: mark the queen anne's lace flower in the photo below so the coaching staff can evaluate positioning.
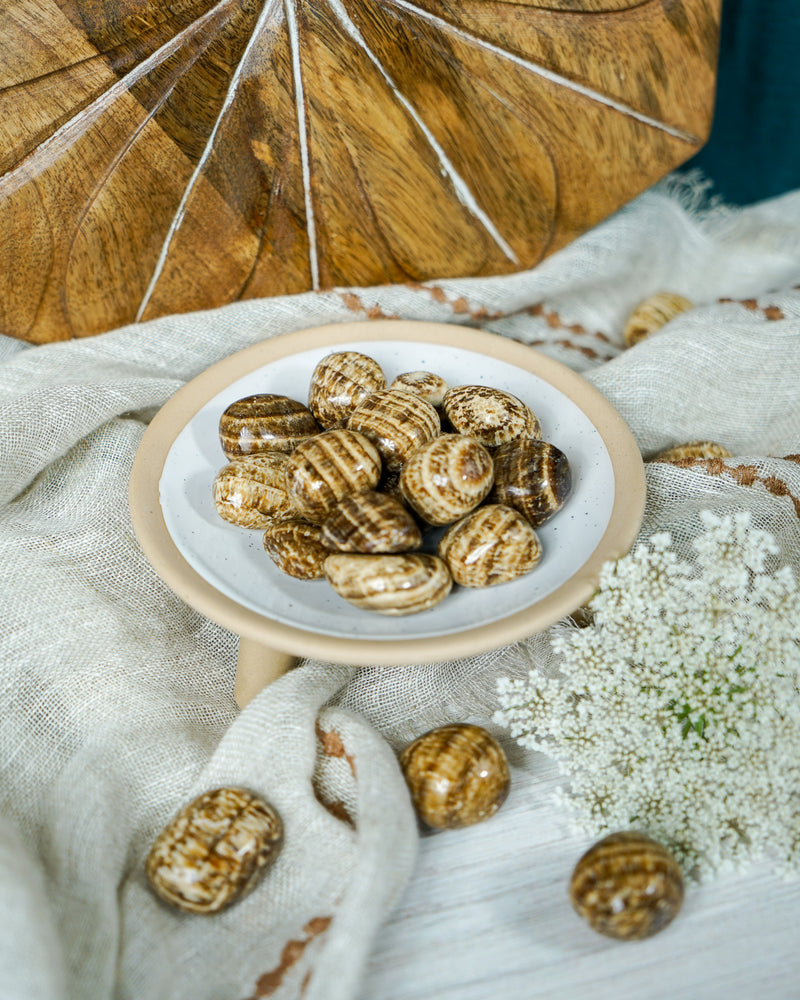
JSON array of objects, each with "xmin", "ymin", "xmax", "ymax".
[{"xmin": 494, "ymin": 511, "xmax": 800, "ymax": 878}]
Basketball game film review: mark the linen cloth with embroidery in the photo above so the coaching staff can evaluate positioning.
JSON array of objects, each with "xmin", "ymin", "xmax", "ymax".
[{"xmin": 0, "ymin": 179, "xmax": 799, "ymax": 1000}]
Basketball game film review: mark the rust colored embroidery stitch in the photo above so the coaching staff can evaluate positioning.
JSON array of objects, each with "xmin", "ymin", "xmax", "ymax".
[
  {"xmin": 315, "ymin": 720, "xmax": 357, "ymax": 777},
  {"xmin": 336, "ymin": 291, "xmax": 399, "ymax": 320},
  {"xmin": 312, "ymin": 793, "xmax": 355, "ymax": 828},
  {"xmin": 717, "ymin": 297, "xmax": 786, "ymax": 321},
  {"xmin": 312, "ymin": 720, "xmax": 358, "ymax": 827},
  {"xmin": 526, "ymin": 303, "xmax": 614, "ymax": 344},
  {"xmin": 527, "ymin": 338, "xmax": 612, "ymax": 361},
  {"xmin": 668, "ymin": 458, "xmax": 800, "ymax": 519},
  {"xmin": 405, "ymin": 282, "xmax": 507, "ymax": 321},
  {"xmin": 247, "ymin": 917, "xmax": 333, "ymax": 998}
]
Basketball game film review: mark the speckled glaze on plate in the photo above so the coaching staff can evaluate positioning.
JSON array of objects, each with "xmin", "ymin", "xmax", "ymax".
[{"xmin": 129, "ymin": 321, "xmax": 645, "ymax": 665}]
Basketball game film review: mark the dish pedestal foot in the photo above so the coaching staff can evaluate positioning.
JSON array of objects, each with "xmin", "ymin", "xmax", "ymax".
[{"xmin": 234, "ymin": 638, "xmax": 297, "ymax": 708}]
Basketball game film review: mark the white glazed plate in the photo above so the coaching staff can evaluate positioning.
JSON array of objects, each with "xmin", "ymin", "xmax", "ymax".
[{"xmin": 130, "ymin": 321, "xmax": 645, "ymax": 664}]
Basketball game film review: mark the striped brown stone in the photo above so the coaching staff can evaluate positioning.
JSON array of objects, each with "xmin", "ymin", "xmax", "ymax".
[
  {"xmin": 389, "ymin": 371, "xmax": 450, "ymax": 409},
  {"xmin": 347, "ymin": 389, "xmax": 441, "ymax": 470},
  {"xmin": 400, "ymin": 434, "xmax": 494, "ymax": 526},
  {"xmin": 212, "ymin": 453, "xmax": 295, "ymax": 529},
  {"xmin": 308, "ymin": 351, "xmax": 386, "ymax": 429},
  {"xmin": 438, "ymin": 504, "xmax": 542, "ymax": 587},
  {"xmin": 623, "ymin": 291, "xmax": 693, "ymax": 347},
  {"xmin": 399, "ymin": 723, "xmax": 510, "ymax": 829},
  {"xmin": 569, "ymin": 831, "xmax": 684, "ymax": 940},
  {"xmin": 285, "ymin": 428, "xmax": 382, "ymax": 522},
  {"xmin": 442, "ymin": 385, "xmax": 541, "ymax": 449},
  {"xmin": 145, "ymin": 787, "xmax": 283, "ymax": 915},
  {"xmin": 652, "ymin": 440, "xmax": 732, "ymax": 462},
  {"xmin": 324, "ymin": 552, "xmax": 452, "ymax": 615},
  {"xmin": 219, "ymin": 394, "xmax": 320, "ymax": 459},
  {"xmin": 263, "ymin": 519, "xmax": 331, "ymax": 579},
  {"xmin": 490, "ymin": 438, "xmax": 571, "ymax": 527},
  {"xmin": 321, "ymin": 490, "xmax": 422, "ymax": 554}
]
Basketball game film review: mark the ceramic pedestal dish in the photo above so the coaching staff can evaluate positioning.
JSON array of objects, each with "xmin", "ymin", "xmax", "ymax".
[{"xmin": 129, "ymin": 320, "xmax": 646, "ymax": 706}]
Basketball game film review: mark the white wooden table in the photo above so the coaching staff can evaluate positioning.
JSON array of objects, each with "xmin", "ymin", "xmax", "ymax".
[{"xmin": 362, "ymin": 763, "xmax": 800, "ymax": 1000}]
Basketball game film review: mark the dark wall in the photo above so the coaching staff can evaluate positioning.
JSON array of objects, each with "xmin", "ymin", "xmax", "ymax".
[{"xmin": 684, "ymin": 0, "xmax": 800, "ymax": 204}]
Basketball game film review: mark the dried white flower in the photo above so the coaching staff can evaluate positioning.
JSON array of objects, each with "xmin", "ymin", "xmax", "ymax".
[{"xmin": 494, "ymin": 510, "xmax": 800, "ymax": 878}]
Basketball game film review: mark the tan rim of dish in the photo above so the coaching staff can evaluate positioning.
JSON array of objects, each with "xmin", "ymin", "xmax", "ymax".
[{"xmin": 129, "ymin": 320, "xmax": 645, "ymax": 665}]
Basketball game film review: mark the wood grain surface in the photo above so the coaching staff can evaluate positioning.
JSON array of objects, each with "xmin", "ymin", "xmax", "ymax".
[{"xmin": 0, "ymin": 0, "xmax": 721, "ymax": 342}]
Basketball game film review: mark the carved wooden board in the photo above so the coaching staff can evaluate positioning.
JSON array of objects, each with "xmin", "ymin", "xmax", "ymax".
[{"xmin": 1, "ymin": 0, "xmax": 721, "ymax": 342}]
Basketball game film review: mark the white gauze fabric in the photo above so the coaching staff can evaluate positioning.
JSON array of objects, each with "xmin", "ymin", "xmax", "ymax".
[{"xmin": 0, "ymin": 177, "xmax": 799, "ymax": 1000}]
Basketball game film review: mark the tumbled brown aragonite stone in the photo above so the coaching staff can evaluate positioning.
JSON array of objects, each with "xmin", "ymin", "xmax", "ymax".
[
  {"xmin": 652, "ymin": 440, "xmax": 732, "ymax": 462},
  {"xmin": 219, "ymin": 394, "xmax": 320, "ymax": 459},
  {"xmin": 212, "ymin": 453, "xmax": 295, "ymax": 529},
  {"xmin": 308, "ymin": 351, "xmax": 386, "ymax": 428},
  {"xmin": 145, "ymin": 787, "xmax": 283, "ymax": 914},
  {"xmin": 321, "ymin": 489, "xmax": 423, "ymax": 554},
  {"xmin": 399, "ymin": 723, "xmax": 510, "ymax": 829},
  {"xmin": 324, "ymin": 552, "xmax": 452, "ymax": 615},
  {"xmin": 623, "ymin": 291, "xmax": 693, "ymax": 347},
  {"xmin": 569, "ymin": 831, "xmax": 684, "ymax": 940},
  {"xmin": 400, "ymin": 434, "xmax": 494, "ymax": 526},
  {"xmin": 490, "ymin": 438, "xmax": 571, "ymax": 527},
  {"xmin": 389, "ymin": 370, "xmax": 449, "ymax": 409},
  {"xmin": 442, "ymin": 384, "xmax": 541, "ymax": 449},
  {"xmin": 438, "ymin": 504, "xmax": 542, "ymax": 587},
  {"xmin": 285, "ymin": 428, "xmax": 382, "ymax": 522},
  {"xmin": 263, "ymin": 518, "xmax": 331, "ymax": 579},
  {"xmin": 347, "ymin": 389, "xmax": 441, "ymax": 470}
]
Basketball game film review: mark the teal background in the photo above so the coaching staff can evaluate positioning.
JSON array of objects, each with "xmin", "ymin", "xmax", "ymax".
[{"xmin": 684, "ymin": 0, "xmax": 800, "ymax": 204}]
